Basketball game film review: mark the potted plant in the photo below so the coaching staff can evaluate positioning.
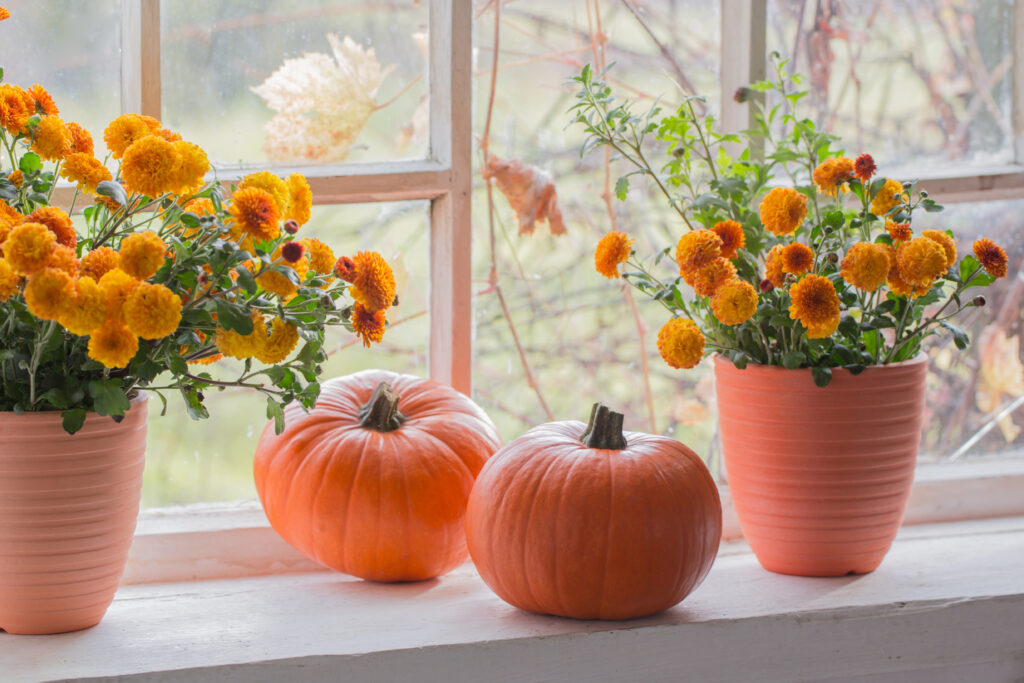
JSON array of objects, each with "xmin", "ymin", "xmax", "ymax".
[
  {"xmin": 571, "ymin": 58, "xmax": 1009, "ymax": 576},
  {"xmin": 0, "ymin": 71, "xmax": 396, "ymax": 632}
]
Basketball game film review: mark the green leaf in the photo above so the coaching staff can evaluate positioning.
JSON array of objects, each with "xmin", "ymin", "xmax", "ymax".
[
  {"xmin": 61, "ymin": 409, "xmax": 87, "ymax": 435},
  {"xmin": 235, "ymin": 265, "xmax": 257, "ymax": 294},
  {"xmin": 729, "ymin": 351, "xmax": 748, "ymax": 370},
  {"xmin": 782, "ymin": 350, "xmax": 804, "ymax": 369},
  {"xmin": 267, "ymin": 397, "xmax": 286, "ymax": 435},
  {"xmin": 179, "ymin": 212, "xmax": 201, "ymax": 228},
  {"xmin": 811, "ymin": 366, "xmax": 833, "ymax": 388},
  {"xmin": 169, "ymin": 353, "xmax": 188, "ymax": 376},
  {"xmin": 941, "ymin": 321, "xmax": 970, "ymax": 350},
  {"xmin": 19, "ymin": 152, "xmax": 41, "ymax": 174},
  {"xmin": 96, "ymin": 180, "xmax": 128, "ymax": 206},
  {"xmin": 88, "ymin": 379, "xmax": 132, "ymax": 417},
  {"xmin": 38, "ymin": 387, "xmax": 69, "ymax": 409},
  {"xmin": 614, "ymin": 176, "xmax": 629, "ymax": 201},
  {"xmin": 862, "ymin": 328, "xmax": 881, "ymax": 358},
  {"xmin": 214, "ymin": 299, "xmax": 254, "ymax": 335}
]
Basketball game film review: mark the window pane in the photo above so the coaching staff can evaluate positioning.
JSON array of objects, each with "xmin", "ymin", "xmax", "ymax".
[
  {"xmin": 767, "ymin": 0, "xmax": 1015, "ymax": 174},
  {"xmin": 0, "ymin": 1, "xmax": 121, "ymax": 158},
  {"xmin": 142, "ymin": 201, "xmax": 429, "ymax": 508},
  {"xmin": 161, "ymin": 1, "xmax": 428, "ymax": 169}
]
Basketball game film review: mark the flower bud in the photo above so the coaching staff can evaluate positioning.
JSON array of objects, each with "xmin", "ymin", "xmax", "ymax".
[
  {"xmin": 284, "ymin": 219, "xmax": 300, "ymax": 234},
  {"xmin": 972, "ymin": 295, "xmax": 986, "ymax": 307},
  {"xmin": 281, "ymin": 241, "xmax": 304, "ymax": 263},
  {"xmin": 734, "ymin": 87, "xmax": 752, "ymax": 103},
  {"xmin": 827, "ymin": 252, "xmax": 839, "ymax": 264},
  {"xmin": 759, "ymin": 278, "xmax": 774, "ymax": 292}
]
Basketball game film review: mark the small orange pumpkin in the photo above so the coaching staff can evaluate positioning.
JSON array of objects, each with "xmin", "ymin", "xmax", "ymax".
[
  {"xmin": 254, "ymin": 369, "xmax": 501, "ymax": 582},
  {"xmin": 466, "ymin": 403, "xmax": 721, "ymax": 620}
]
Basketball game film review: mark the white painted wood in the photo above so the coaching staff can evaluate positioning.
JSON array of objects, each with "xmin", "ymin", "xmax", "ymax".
[
  {"xmin": 719, "ymin": 0, "xmax": 766, "ymax": 139},
  {"xmin": 1014, "ymin": 0, "xmax": 1024, "ymax": 165},
  {"xmin": 120, "ymin": 0, "xmax": 161, "ymax": 118},
  {"xmin": 6, "ymin": 517, "xmax": 1024, "ymax": 682}
]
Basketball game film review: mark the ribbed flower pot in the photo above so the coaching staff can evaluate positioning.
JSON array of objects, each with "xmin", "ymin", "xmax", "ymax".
[
  {"xmin": 0, "ymin": 397, "xmax": 147, "ymax": 634},
  {"xmin": 714, "ymin": 355, "xmax": 928, "ymax": 576}
]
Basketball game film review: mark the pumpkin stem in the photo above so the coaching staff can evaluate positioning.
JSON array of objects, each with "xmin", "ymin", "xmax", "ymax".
[
  {"xmin": 580, "ymin": 403, "xmax": 627, "ymax": 450},
  {"xmin": 359, "ymin": 381, "xmax": 406, "ymax": 432}
]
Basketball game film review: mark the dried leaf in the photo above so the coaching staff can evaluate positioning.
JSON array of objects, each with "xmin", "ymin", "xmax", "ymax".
[{"xmin": 483, "ymin": 154, "xmax": 566, "ymax": 236}]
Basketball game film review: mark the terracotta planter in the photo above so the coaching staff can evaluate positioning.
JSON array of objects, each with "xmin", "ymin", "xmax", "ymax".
[
  {"xmin": 0, "ymin": 397, "xmax": 147, "ymax": 634},
  {"xmin": 714, "ymin": 355, "xmax": 927, "ymax": 576}
]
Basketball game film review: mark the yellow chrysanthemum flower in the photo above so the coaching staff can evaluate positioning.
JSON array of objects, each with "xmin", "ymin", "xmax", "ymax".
[
  {"xmin": 121, "ymin": 135, "xmax": 181, "ymax": 198},
  {"xmin": 759, "ymin": 187, "xmax": 808, "ymax": 236},
  {"xmin": 215, "ymin": 312, "xmax": 267, "ymax": 360},
  {"xmin": 764, "ymin": 244, "xmax": 786, "ymax": 288},
  {"xmin": 8, "ymin": 169, "xmax": 22, "ymax": 188},
  {"xmin": 103, "ymin": 114, "xmax": 153, "ymax": 159},
  {"xmin": 340, "ymin": 251, "xmax": 396, "ymax": 313},
  {"xmin": 255, "ymin": 317, "xmax": 299, "ymax": 364},
  {"xmin": 840, "ymin": 242, "xmax": 890, "ymax": 292},
  {"xmin": 285, "ymin": 173, "xmax": 312, "ymax": 226},
  {"xmin": 973, "ymin": 238, "xmax": 1008, "ymax": 278},
  {"xmin": 0, "ymin": 258, "xmax": 20, "ymax": 301},
  {"xmin": 921, "ymin": 230, "xmax": 957, "ymax": 270},
  {"xmin": 257, "ymin": 244, "xmax": 310, "ymax": 300},
  {"xmin": 302, "ymin": 237, "xmax": 336, "ymax": 276},
  {"xmin": 61, "ymin": 277, "xmax": 108, "ymax": 336},
  {"xmin": 183, "ymin": 197, "xmax": 216, "ymax": 217},
  {"xmin": 683, "ymin": 257, "xmax": 736, "ymax": 298},
  {"xmin": 87, "ymin": 321, "xmax": 139, "ymax": 368},
  {"xmin": 0, "ymin": 200, "xmax": 21, "ymax": 229},
  {"xmin": 98, "ymin": 268, "xmax": 141, "ymax": 322},
  {"xmin": 28, "ymin": 84, "xmax": 59, "ymax": 116},
  {"xmin": 239, "ymin": 171, "xmax": 290, "ymax": 215},
  {"xmin": 228, "ymin": 187, "xmax": 280, "ymax": 242},
  {"xmin": 3, "ymin": 222, "xmax": 57, "ymax": 275},
  {"xmin": 66, "ymin": 121, "xmax": 94, "ymax": 155},
  {"xmin": 118, "ymin": 231, "xmax": 167, "ymax": 280},
  {"xmin": 30, "ymin": 115, "xmax": 73, "ymax": 161},
  {"xmin": 122, "ymin": 282, "xmax": 182, "ymax": 339},
  {"xmin": 351, "ymin": 302, "xmax": 386, "ymax": 348},
  {"xmin": 788, "ymin": 274, "xmax": 840, "ymax": 339},
  {"xmin": 710, "ymin": 220, "xmax": 745, "ymax": 259},
  {"xmin": 780, "ymin": 242, "xmax": 814, "ymax": 275},
  {"xmin": 26, "ymin": 206, "xmax": 76, "ymax": 249},
  {"xmin": 46, "ymin": 245, "xmax": 80, "ymax": 276},
  {"xmin": 711, "ymin": 280, "xmax": 758, "ymax": 326},
  {"xmin": 675, "ymin": 229, "xmax": 722, "ymax": 273},
  {"xmin": 870, "ymin": 178, "xmax": 905, "ymax": 216},
  {"xmin": 0, "ymin": 84, "xmax": 33, "ymax": 134},
  {"xmin": 171, "ymin": 141, "xmax": 209, "ymax": 195},
  {"xmin": 80, "ymin": 246, "xmax": 119, "ymax": 281},
  {"xmin": 812, "ymin": 157, "xmax": 855, "ymax": 196},
  {"xmin": 59, "ymin": 153, "xmax": 112, "ymax": 194},
  {"xmin": 656, "ymin": 317, "xmax": 705, "ymax": 369},
  {"xmin": 896, "ymin": 237, "xmax": 947, "ymax": 287},
  {"xmin": 24, "ymin": 268, "xmax": 72, "ymax": 321},
  {"xmin": 594, "ymin": 230, "xmax": 633, "ymax": 279}
]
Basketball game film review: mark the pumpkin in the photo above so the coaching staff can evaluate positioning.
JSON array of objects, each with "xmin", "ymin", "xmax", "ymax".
[
  {"xmin": 254, "ymin": 369, "xmax": 501, "ymax": 582},
  {"xmin": 465, "ymin": 403, "xmax": 721, "ymax": 619}
]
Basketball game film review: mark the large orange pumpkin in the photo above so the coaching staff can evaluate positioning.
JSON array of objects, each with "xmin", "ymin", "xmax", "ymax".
[
  {"xmin": 466, "ymin": 403, "xmax": 721, "ymax": 620},
  {"xmin": 254, "ymin": 369, "xmax": 501, "ymax": 582}
]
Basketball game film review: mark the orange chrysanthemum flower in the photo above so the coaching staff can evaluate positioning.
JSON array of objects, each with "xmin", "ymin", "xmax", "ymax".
[
  {"xmin": 675, "ymin": 229, "xmax": 722, "ymax": 273},
  {"xmin": 118, "ymin": 231, "xmax": 167, "ymax": 280},
  {"xmin": 98, "ymin": 268, "xmax": 141, "ymax": 322},
  {"xmin": 0, "ymin": 7, "xmax": 10, "ymax": 21},
  {"xmin": 594, "ymin": 230, "xmax": 633, "ymax": 279},
  {"xmin": 25, "ymin": 206, "xmax": 76, "ymax": 249},
  {"xmin": 228, "ymin": 187, "xmax": 280, "ymax": 242},
  {"xmin": 80, "ymin": 246, "xmax": 119, "ymax": 281},
  {"xmin": 351, "ymin": 302, "xmax": 386, "ymax": 348},
  {"xmin": 788, "ymin": 274, "xmax": 840, "ymax": 339},
  {"xmin": 711, "ymin": 280, "xmax": 758, "ymax": 326},
  {"xmin": 886, "ymin": 245, "xmax": 927, "ymax": 298},
  {"xmin": 870, "ymin": 178, "xmax": 905, "ymax": 216},
  {"xmin": 764, "ymin": 244, "xmax": 786, "ymax": 288},
  {"xmin": 239, "ymin": 171, "xmax": 289, "ymax": 215},
  {"xmin": 0, "ymin": 84, "xmax": 33, "ymax": 134},
  {"xmin": 257, "ymin": 244, "xmax": 310, "ymax": 300},
  {"xmin": 3, "ymin": 222, "xmax": 57, "ymax": 275},
  {"xmin": 759, "ymin": 187, "xmax": 808, "ymax": 236},
  {"xmin": 973, "ymin": 238, "xmax": 1008, "ymax": 278},
  {"xmin": 27, "ymin": 84, "xmax": 58, "ymax": 116},
  {"xmin": 840, "ymin": 242, "xmax": 890, "ymax": 292},
  {"xmin": 61, "ymin": 276, "xmax": 108, "ymax": 336},
  {"xmin": 171, "ymin": 140, "xmax": 209, "ymax": 196},
  {"xmin": 87, "ymin": 321, "xmax": 139, "ymax": 368},
  {"xmin": 780, "ymin": 242, "xmax": 814, "ymax": 275},
  {"xmin": 123, "ymin": 282, "xmax": 182, "ymax": 339},
  {"xmin": 66, "ymin": 122, "xmax": 94, "ymax": 155},
  {"xmin": 897, "ymin": 237, "xmax": 947, "ymax": 287},
  {"xmin": 886, "ymin": 220, "xmax": 912, "ymax": 244},
  {"xmin": 46, "ymin": 245, "xmax": 79, "ymax": 276},
  {"xmin": 656, "ymin": 317, "xmax": 705, "ymax": 369},
  {"xmin": 31, "ymin": 115, "xmax": 73, "ymax": 161},
  {"xmin": 302, "ymin": 238, "xmax": 336, "ymax": 276},
  {"xmin": 24, "ymin": 268, "xmax": 73, "ymax": 321},
  {"xmin": 59, "ymin": 152, "xmax": 112, "ymax": 194},
  {"xmin": 121, "ymin": 135, "xmax": 180, "ymax": 198},
  {"xmin": 103, "ymin": 113, "xmax": 152, "ymax": 159},
  {"xmin": 921, "ymin": 230, "xmax": 957, "ymax": 270},
  {"xmin": 0, "ymin": 200, "xmax": 21, "ymax": 231},
  {"xmin": 0, "ymin": 258, "xmax": 20, "ymax": 301},
  {"xmin": 684, "ymin": 257, "xmax": 736, "ymax": 297},
  {"xmin": 254, "ymin": 317, "xmax": 300, "ymax": 364},
  {"xmin": 285, "ymin": 173, "xmax": 312, "ymax": 226},
  {"xmin": 7, "ymin": 169, "xmax": 22, "ymax": 188},
  {"xmin": 183, "ymin": 197, "xmax": 216, "ymax": 217},
  {"xmin": 339, "ymin": 251, "xmax": 396, "ymax": 313},
  {"xmin": 812, "ymin": 157, "xmax": 855, "ymax": 196},
  {"xmin": 854, "ymin": 154, "xmax": 876, "ymax": 183},
  {"xmin": 710, "ymin": 220, "xmax": 745, "ymax": 259}
]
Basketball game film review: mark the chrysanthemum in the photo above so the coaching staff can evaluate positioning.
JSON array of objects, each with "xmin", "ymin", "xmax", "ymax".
[
  {"xmin": 98, "ymin": 268, "xmax": 141, "ymax": 322},
  {"xmin": 87, "ymin": 321, "xmax": 139, "ymax": 368},
  {"xmin": 254, "ymin": 317, "xmax": 299, "ymax": 364},
  {"xmin": 812, "ymin": 157, "xmax": 855, "ymax": 196},
  {"xmin": 759, "ymin": 187, "xmax": 808, "ymax": 236},
  {"xmin": 788, "ymin": 274, "xmax": 840, "ymax": 339},
  {"xmin": 30, "ymin": 115, "xmax": 73, "ymax": 161},
  {"xmin": 171, "ymin": 141, "xmax": 209, "ymax": 195},
  {"xmin": 286, "ymin": 173, "xmax": 312, "ymax": 226},
  {"xmin": 897, "ymin": 237, "xmax": 947, "ymax": 287},
  {"xmin": 764, "ymin": 244, "xmax": 786, "ymax": 288},
  {"xmin": 684, "ymin": 257, "xmax": 736, "ymax": 297},
  {"xmin": 302, "ymin": 238, "xmax": 336, "ymax": 275},
  {"xmin": 121, "ymin": 135, "xmax": 181, "ymax": 198},
  {"xmin": 215, "ymin": 312, "xmax": 267, "ymax": 360},
  {"xmin": 340, "ymin": 251, "xmax": 396, "ymax": 312},
  {"xmin": 24, "ymin": 268, "xmax": 73, "ymax": 321},
  {"xmin": 0, "ymin": 8, "xmax": 10, "ymax": 21},
  {"xmin": 257, "ymin": 244, "xmax": 310, "ymax": 300},
  {"xmin": 840, "ymin": 242, "xmax": 890, "ymax": 292},
  {"xmin": 870, "ymin": 178, "xmax": 905, "ymax": 216},
  {"xmin": 46, "ymin": 245, "xmax": 79, "ymax": 276},
  {"xmin": 594, "ymin": 230, "xmax": 633, "ymax": 279},
  {"xmin": 886, "ymin": 220, "xmax": 912, "ymax": 244},
  {"xmin": 656, "ymin": 317, "xmax": 705, "ymax": 369},
  {"xmin": 27, "ymin": 84, "xmax": 58, "ymax": 115},
  {"xmin": 25, "ymin": 206, "xmax": 76, "ymax": 249},
  {"xmin": 61, "ymin": 276, "xmax": 108, "ymax": 336},
  {"xmin": 921, "ymin": 230, "xmax": 957, "ymax": 269},
  {"xmin": 710, "ymin": 220, "xmax": 745, "ymax": 259},
  {"xmin": 3, "ymin": 222, "xmax": 57, "ymax": 275},
  {"xmin": 103, "ymin": 114, "xmax": 153, "ymax": 159},
  {"xmin": 80, "ymin": 246, "xmax": 119, "ymax": 280},
  {"xmin": 781, "ymin": 242, "xmax": 814, "ymax": 275},
  {"xmin": 228, "ymin": 187, "xmax": 280, "ymax": 242},
  {"xmin": 675, "ymin": 229, "xmax": 722, "ymax": 273},
  {"xmin": 239, "ymin": 171, "xmax": 290, "ymax": 215},
  {"xmin": 711, "ymin": 280, "xmax": 758, "ymax": 326},
  {"xmin": 351, "ymin": 302, "xmax": 386, "ymax": 348},
  {"xmin": 7, "ymin": 169, "xmax": 22, "ymax": 188},
  {"xmin": 0, "ymin": 258, "xmax": 20, "ymax": 301},
  {"xmin": 973, "ymin": 238, "xmax": 1008, "ymax": 278},
  {"xmin": 0, "ymin": 84, "xmax": 33, "ymax": 134},
  {"xmin": 0, "ymin": 200, "xmax": 21, "ymax": 229},
  {"xmin": 118, "ymin": 231, "xmax": 167, "ymax": 280},
  {"xmin": 886, "ymin": 245, "xmax": 928, "ymax": 298},
  {"xmin": 333, "ymin": 256, "xmax": 356, "ymax": 281},
  {"xmin": 122, "ymin": 282, "xmax": 182, "ymax": 339},
  {"xmin": 183, "ymin": 197, "xmax": 216, "ymax": 217},
  {"xmin": 59, "ymin": 153, "xmax": 112, "ymax": 194},
  {"xmin": 854, "ymin": 153, "xmax": 876, "ymax": 183},
  {"xmin": 66, "ymin": 121, "xmax": 93, "ymax": 154}
]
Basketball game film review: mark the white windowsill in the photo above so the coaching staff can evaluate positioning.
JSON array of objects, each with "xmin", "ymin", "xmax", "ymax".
[{"xmin": 5, "ymin": 515, "xmax": 1024, "ymax": 683}]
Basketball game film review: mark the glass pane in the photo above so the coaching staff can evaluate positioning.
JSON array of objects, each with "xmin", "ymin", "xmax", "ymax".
[
  {"xmin": 142, "ymin": 201, "xmax": 429, "ymax": 508},
  {"xmin": 0, "ymin": 1, "xmax": 121, "ymax": 158},
  {"xmin": 161, "ymin": 1, "xmax": 428, "ymax": 168},
  {"xmin": 767, "ymin": 0, "xmax": 1015, "ymax": 174}
]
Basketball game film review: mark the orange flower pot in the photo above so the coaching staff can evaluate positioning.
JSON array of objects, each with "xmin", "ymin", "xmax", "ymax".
[
  {"xmin": 714, "ymin": 355, "xmax": 927, "ymax": 576},
  {"xmin": 0, "ymin": 397, "xmax": 147, "ymax": 634}
]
